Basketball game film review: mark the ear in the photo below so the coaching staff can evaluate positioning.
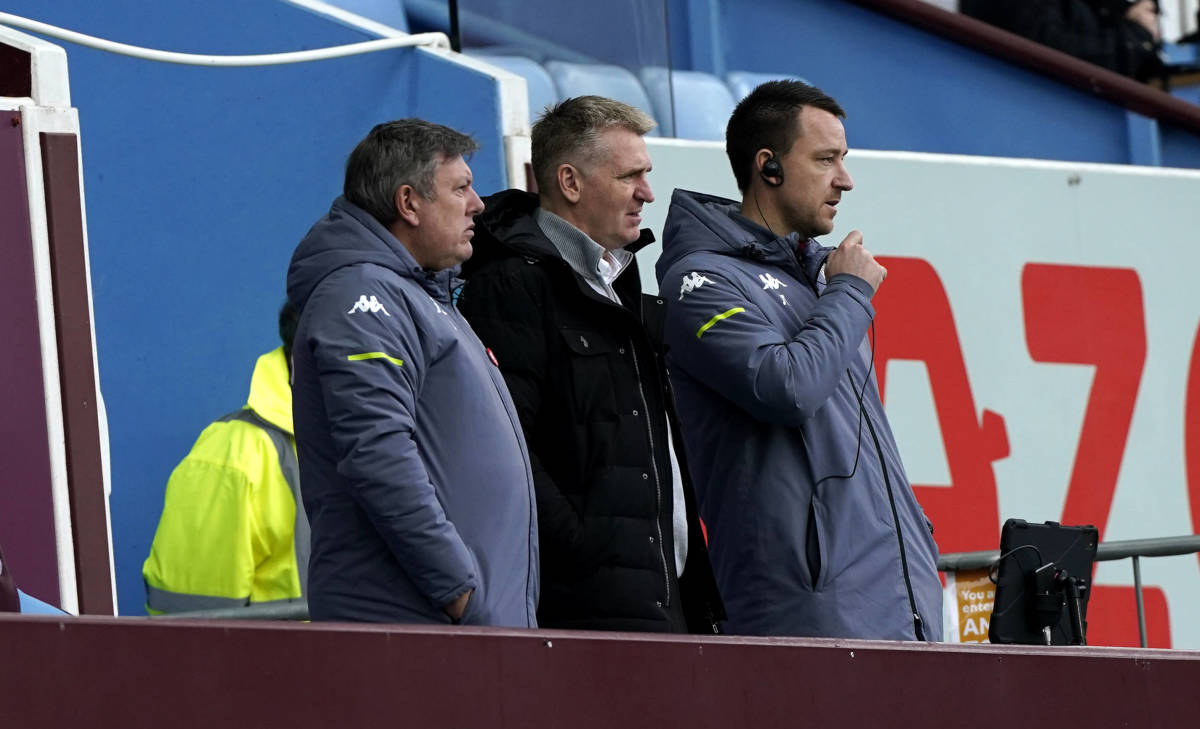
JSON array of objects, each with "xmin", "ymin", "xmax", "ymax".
[
  {"xmin": 556, "ymin": 163, "xmax": 583, "ymax": 205},
  {"xmin": 394, "ymin": 184, "xmax": 421, "ymax": 228},
  {"xmin": 754, "ymin": 148, "xmax": 774, "ymax": 176}
]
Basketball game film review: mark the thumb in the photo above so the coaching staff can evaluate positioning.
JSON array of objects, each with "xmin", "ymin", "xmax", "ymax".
[{"xmin": 839, "ymin": 230, "xmax": 864, "ymax": 248}]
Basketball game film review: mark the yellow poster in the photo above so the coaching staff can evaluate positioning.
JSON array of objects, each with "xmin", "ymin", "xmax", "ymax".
[{"xmin": 944, "ymin": 568, "xmax": 996, "ymax": 643}]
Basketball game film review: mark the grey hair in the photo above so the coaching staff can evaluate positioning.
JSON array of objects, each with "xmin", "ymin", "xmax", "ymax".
[
  {"xmin": 344, "ymin": 119, "xmax": 479, "ymax": 226},
  {"xmin": 531, "ymin": 96, "xmax": 655, "ymax": 194}
]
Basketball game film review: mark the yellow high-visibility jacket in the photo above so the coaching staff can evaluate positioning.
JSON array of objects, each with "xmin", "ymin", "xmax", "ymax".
[{"xmin": 142, "ymin": 347, "xmax": 307, "ymax": 613}]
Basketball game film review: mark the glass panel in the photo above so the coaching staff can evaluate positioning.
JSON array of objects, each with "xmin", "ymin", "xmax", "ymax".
[{"xmin": 452, "ymin": 0, "xmax": 677, "ymax": 137}]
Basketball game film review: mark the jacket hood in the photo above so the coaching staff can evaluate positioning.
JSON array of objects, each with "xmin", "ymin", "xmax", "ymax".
[
  {"xmin": 656, "ymin": 188, "xmax": 829, "ymax": 287},
  {"xmin": 462, "ymin": 189, "xmax": 656, "ymax": 278},
  {"xmin": 287, "ymin": 196, "xmax": 461, "ymax": 308},
  {"xmin": 246, "ymin": 347, "xmax": 293, "ymax": 436}
]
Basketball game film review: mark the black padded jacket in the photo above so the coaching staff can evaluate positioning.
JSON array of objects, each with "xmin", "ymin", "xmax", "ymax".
[{"xmin": 458, "ymin": 190, "xmax": 724, "ymax": 633}]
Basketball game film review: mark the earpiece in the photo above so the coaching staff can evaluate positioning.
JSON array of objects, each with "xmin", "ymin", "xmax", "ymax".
[{"xmin": 760, "ymin": 152, "xmax": 784, "ymax": 187}]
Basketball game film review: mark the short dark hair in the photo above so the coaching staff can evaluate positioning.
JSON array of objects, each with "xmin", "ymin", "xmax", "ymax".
[
  {"xmin": 725, "ymin": 81, "xmax": 846, "ymax": 191},
  {"xmin": 531, "ymin": 96, "xmax": 655, "ymax": 194},
  {"xmin": 279, "ymin": 299, "xmax": 299, "ymax": 362},
  {"xmin": 344, "ymin": 119, "xmax": 479, "ymax": 226}
]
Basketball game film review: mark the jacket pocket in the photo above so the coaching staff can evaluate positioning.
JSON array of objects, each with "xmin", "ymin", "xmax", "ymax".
[
  {"xmin": 560, "ymin": 327, "xmax": 613, "ymax": 356},
  {"xmin": 557, "ymin": 327, "xmax": 618, "ymax": 423},
  {"xmin": 455, "ymin": 547, "xmax": 488, "ymax": 625},
  {"xmin": 805, "ymin": 500, "xmax": 823, "ymax": 590}
]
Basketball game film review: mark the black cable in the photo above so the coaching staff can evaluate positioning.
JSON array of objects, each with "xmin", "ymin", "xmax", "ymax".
[
  {"xmin": 814, "ymin": 322, "xmax": 876, "ymax": 488},
  {"xmin": 753, "ymin": 187, "xmax": 773, "ymax": 238},
  {"xmin": 753, "ymin": 184, "xmax": 877, "ymax": 488},
  {"xmin": 986, "ymin": 544, "xmax": 1047, "ymax": 619}
]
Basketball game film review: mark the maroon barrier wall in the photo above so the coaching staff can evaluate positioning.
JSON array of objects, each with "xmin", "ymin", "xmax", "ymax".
[
  {"xmin": 42, "ymin": 131, "xmax": 112, "ymax": 615},
  {"xmin": 3, "ymin": 615, "xmax": 1199, "ymax": 728},
  {"xmin": 0, "ymin": 110, "xmax": 60, "ymax": 605}
]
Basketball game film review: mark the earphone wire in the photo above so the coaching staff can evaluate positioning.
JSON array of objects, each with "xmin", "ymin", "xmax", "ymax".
[
  {"xmin": 755, "ymin": 167, "xmax": 878, "ymax": 489},
  {"xmin": 753, "ymin": 185, "xmax": 775, "ymax": 238},
  {"xmin": 814, "ymin": 321, "xmax": 876, "ymax": 488}
]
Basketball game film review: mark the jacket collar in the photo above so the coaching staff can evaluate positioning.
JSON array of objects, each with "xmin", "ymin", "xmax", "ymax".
[
  {"xmin": 467, "ymin": 189, "xmax": 654, "ymax": 271},
  {"xmin": 288, "ymin": 197, "xmax": 461, "ymax": 308},
  {"xmin": 658, "ymin": 188, "xmax": 829, "ymax": 287}
]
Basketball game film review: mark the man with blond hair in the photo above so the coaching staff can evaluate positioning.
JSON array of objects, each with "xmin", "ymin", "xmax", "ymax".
[{"xmin": 458, "ymin": 97, "xmax": 723, "ymax": 633}]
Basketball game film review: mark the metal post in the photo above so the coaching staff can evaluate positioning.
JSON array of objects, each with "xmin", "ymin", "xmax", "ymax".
[
  {"xmin": 448, "ymin": 0, "xmax": 461, "ymax": 53},
  {"xmin": 1132, "ymin": 555, "xmax": 1147, "ymax": 648}
]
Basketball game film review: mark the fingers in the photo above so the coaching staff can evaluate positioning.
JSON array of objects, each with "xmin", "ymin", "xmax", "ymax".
[{"xmin": 839, "ymin": 229, "xmax": 864, "ymax": 248}]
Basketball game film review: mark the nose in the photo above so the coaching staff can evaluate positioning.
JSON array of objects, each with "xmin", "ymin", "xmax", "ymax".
[
  {"xmin": 835, "ymin": 162, "xmax": 853, "ymax": 192},
  {"xmin": 636, "ymin": 174, "xmax": 654, "ymax": 204},
  {"xmin": 467, "ymin": 186, "xmax": 485, "ymax": 215}
]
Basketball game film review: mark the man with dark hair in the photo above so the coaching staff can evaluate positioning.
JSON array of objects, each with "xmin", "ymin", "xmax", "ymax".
[
  {"xmin": 143, "ymin": 301, "xmax": 307, "ymax": 613},
  {"xmin": 287, "ymin": 119, "xmax": 538, "ymax": 626},
  {"xmin": 457, "ymin": 97, "xmax": 724, "ymax": 633},
  {"xmin": 962, "ymin": 0, "xmax": 1162, "ymax": 81},
  {"xmin": 656, "ymin": 81, "xmax": 942, "ymax": 640}
]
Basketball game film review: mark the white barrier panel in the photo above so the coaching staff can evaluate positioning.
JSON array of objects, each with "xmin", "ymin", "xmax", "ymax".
[{"xmin": 642, "ymin": 139, "xmax": 1200, "ymax": 648}]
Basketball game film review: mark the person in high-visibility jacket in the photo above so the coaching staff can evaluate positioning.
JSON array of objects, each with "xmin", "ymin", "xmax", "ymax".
[{"xmin": 142, "ymin": 303, "xmax": 305, "ymax": 613}]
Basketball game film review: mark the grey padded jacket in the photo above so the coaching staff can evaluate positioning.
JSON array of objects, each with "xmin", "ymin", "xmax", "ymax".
[
  {"xmin": 287, "ymin": 197, "xmax": 538, "ymax": 627},
  {"xmin": 656, "ymin": 189, "xmax": 941, "ymax": 640}
]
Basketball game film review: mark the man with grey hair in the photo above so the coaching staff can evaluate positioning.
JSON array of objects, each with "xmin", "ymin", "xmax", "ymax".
[
  {"xmin": 458, "ymin": 97, "xmax": 724, "ymax": 632},
  {"xmin": 287, "ymin": 119, "xmax": 539, "ymax": 626}
]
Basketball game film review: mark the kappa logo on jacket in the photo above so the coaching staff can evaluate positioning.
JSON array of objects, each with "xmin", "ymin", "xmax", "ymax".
[
  {"xmin": 347, "ymin": 295, "xmax": 390, "ymax": 316},
  {"xmin": 759, "ymin": 273, "xmax": 787, "ymax": 291},
  {"xmin": 679, "ymin": 272, "xmax": 714, "ymax": 300}
]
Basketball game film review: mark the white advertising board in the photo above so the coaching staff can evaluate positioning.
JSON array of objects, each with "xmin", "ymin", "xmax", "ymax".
[{"xmin": 642, "ymin": 138, "xmax": 1200, "ymax": 648}]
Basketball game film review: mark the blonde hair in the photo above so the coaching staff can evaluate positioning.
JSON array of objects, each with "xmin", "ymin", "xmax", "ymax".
[{"xmin": 531, "ymin": 96, "xmax": 655, "ymax": 193}]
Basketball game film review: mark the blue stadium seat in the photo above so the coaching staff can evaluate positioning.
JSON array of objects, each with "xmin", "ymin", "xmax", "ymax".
[
  {"xmin": 724, "ymin": 71, "xmax": 811, "ymax": 102},
  {"xmin": 466, "ymin": 44, "xmax": 548, "ymax": 62},
  {"xmin": 543, "ymin": 61, "xmax": 661, "ymax": 136},
  {"xmin": 468, "ymin": 52, "xmax": 560, "ymax": 123},
  {"xmin": 639, "ymin": 68, "xmax": 736, "ymax": 141}
]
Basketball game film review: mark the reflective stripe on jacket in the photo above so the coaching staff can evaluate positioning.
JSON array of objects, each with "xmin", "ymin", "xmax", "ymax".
[{"xmin": 142, "ymin": 347, "xmax": 308, "ymax": 613}]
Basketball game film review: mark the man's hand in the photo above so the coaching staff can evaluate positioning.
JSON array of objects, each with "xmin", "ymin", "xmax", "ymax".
[
  {"xmin": 824, "ymin": 230, "xmax": 887, "ymax": 293},
  {"xmin": 1126, "ymin": 0, "xmax": 1160, "ymax": 41},
  {"xmin": 444, "ymin": 589, "xmax": 473, "ymax": 621}
]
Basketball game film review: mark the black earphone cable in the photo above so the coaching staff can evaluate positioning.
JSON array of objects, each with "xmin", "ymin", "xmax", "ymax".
[
  {"xmin": 813, "ymin": 321, "xmax": 876, "ymax": 488},
  {"xmin": 754, "ymin": 157, "xmax": 876, "ymax": 488}
]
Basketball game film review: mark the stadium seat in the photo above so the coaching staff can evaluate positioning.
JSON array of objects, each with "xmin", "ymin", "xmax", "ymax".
[
  {"xmin": 639, "ymin": 68, "xmax": 736, "ymax": 141},
  {"xmin": 543, "ymin": 61, "xmax": 661, "ymax": 136},
  {"xmin": 466, "ymin": 44, "xmax": 548, "ymax": 62},
  {"xmin": 724, "ymin": 71, "xmax": 811, "ymax": 102},
  {"xmin": 468, "ymin": 52, "xmax": 560, "ymax": 123}
]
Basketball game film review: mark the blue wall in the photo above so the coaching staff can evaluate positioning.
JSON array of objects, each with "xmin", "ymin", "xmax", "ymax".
[
  {"xmin": 7, "ymin": 0, "xmax": 508, "ymax": 615},
  {"xmin": 662, "ymin": 0, "xmax": 1199, "ymax": 168},
  {"xmin": 711, "ymin": 0, "xmax": 1200, "ymax": 167}
]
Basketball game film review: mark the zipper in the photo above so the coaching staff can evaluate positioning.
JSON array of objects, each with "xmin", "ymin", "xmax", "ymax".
[
  {"xmin": 863, "ymin": 407, "xmax": 925, "ymax": 641},
  {"xmin": 629, "ymin": 335, "xmax": 671, "ymax": 607}
]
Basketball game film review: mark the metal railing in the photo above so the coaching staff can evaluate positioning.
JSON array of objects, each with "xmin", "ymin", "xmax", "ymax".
[
  {"xmin": 0, "ymin": 12, "xmax": 449, "ymax": 67},
  {"xmin": 153, "ymin": 535, "xmax": 1200, "ymax": 649},
  {"xmin": 938, "ymin": 534, "xmax": 1200, "ymax": 648}
]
